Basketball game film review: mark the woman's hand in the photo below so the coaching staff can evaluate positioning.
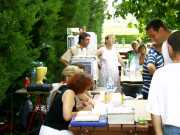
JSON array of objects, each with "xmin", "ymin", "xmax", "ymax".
[
  {"xmin": 81, "ymin": 101, "xmax": 94, "ymax": 111},
  {"xmin": 82, "ymin": 99, "xmax": 94, "ymax": 107}
]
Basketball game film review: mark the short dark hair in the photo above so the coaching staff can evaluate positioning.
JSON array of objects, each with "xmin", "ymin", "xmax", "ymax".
[
  {"xmin": 146, "ymin": 19, "xmax": 168, "ymax": 31},
  {"xmin": 167, "ymin": 31, "xmax": 180, "ymax": 53},
  {"xmin": 78, "ymin": 32, "xmax": 90, "ymax": 44},
  {"xmin": 67, "ymin": 72, "xmax": 93, "ymax": 94}
]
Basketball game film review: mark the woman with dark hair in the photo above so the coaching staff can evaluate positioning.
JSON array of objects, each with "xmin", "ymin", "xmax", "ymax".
[{"xmin": 39, "ymin": 72, "xmax": 93, "ymax": 135}]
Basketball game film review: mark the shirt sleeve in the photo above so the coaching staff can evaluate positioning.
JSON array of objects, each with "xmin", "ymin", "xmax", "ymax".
[
  {"xmin": 146, "ymin": 50, "xmax": 156, "ymax": 65},
  {"xmin": 61, "ymin": 48, "xmax": 73, "ymax": 63},
  {"xmin": 147, "ymin": 69, "xmax": 161, "ymax": 115}
]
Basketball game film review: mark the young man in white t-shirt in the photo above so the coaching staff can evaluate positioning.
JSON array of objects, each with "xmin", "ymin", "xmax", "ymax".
[
  {"xmin": 146, "ymin": 19, "xmax": 172, "ymax": 65},
  {"xmin": 147, "ymin": 31, "xmax": 180, "ymax": 135}
]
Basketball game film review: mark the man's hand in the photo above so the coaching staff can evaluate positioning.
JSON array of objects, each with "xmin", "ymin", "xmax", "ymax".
[
  {"xmin": 147, "ymin": 63, "xmax": 156, "ymax": 75},
  {"xmin": 151, "ymin": 114, "xmax": 163, "ymax": 135}
]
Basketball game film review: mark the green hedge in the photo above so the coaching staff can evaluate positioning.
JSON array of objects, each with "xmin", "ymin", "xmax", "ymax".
[
  {"xmin": 0, "ymin": 0, "xmax": 105, "ymax": 103},
  {"xmin": 115, "ymin": 35, "xmax": 139, "ymax": 44}
]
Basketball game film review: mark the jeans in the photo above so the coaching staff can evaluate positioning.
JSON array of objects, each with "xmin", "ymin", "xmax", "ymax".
[{"xmin": 163, "ymin": 125, "xmax": 180, "ymax": 135}]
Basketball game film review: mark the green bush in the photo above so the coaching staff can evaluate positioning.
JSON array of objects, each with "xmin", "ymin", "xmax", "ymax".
[
  {"xmin": 0, "ymin": 0, "xmax": 40, "ymax": 100},
  {"xmin": 88, "ymin": 0, "xmax": 106, "ymax": 43},
  {"xmin": 0, "ymin": 0, "xmax": 106, "ymax": 103},
  {"xmin": 115, "ymin": 35, "xmax": 139, "ymax": 44}
]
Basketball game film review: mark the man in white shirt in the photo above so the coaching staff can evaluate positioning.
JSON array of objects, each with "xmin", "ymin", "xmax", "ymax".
[
  {"xmin": 60, "ymin": 32, "xmax": 98, "ymax": 81},
  {"xmin": 146, "ymin": 19, "xmax": 172, "ymax": 65},
  {"xmin": 60, "ymin": 32, "xmax": 92, "ymax": 66},
  {"xmin": 147, "ymin": 31, "xmax": 180, "ymax": 135}
]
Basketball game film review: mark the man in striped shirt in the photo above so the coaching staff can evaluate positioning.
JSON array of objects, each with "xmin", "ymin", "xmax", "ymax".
[
  {"xmin": 141, "ymin": 20, "xmax": 170, "ymax": 99},
  {"xmin": 145, "ymin": 19, "xmax": 172, "ymax": 65},
  {"xmin": 142, "ymin": 43, "xmax": 164, "ymax": 99}
]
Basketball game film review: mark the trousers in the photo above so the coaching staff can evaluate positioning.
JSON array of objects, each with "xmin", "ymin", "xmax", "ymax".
[{"xmin": 163, "ymin": 125, "xmax": 180, "ymax": 135}]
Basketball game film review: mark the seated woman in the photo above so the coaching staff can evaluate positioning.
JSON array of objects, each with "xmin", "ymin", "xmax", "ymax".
[
  {"xmin": 47, "ymin": 65, "xmax": 94, "ymax": 111},
  {"xmin": 39, "ymin": 72, "xmax": 93, "ymax": 135},
  {"xmin": 71, "ymin": 64, "xmax": 94, "ymax": 111},
  {"xmin": 61, "ymin": 65, "xmax": 94, "ymax": 111}
]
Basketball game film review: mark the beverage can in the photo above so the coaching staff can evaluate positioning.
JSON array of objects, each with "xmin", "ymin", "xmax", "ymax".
[{"xmin": 24, "ymin": 77, "xmax": 30, "ymax": 88}]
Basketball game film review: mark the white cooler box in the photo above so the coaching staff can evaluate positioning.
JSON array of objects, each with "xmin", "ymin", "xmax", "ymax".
[
  {"xmin": 107, "ymin": 106, "xmax": 135, "ymax": 124},
  {"xmin": 70, "ymin": 56, "xmax": 98, "ymax": 81}
]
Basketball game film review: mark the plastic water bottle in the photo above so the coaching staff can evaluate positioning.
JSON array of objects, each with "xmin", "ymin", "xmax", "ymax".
[
  {"xmin": 31, "ymin": 68, "xmax": 36, "ymax": 84},
  {"xmin": 130, "ymin": 56, "xmax": 136, "ymax": 77},
  {"xmin": 124, "ymin": 61, "xmax": 130, "ymax": 76},
  {"xmin": 106, "ymin": 77, "xmax": 114, "ymax": 91},
  {"xmin": 120, "ymin": 91, "xmax": 125, "ymax": 104}
]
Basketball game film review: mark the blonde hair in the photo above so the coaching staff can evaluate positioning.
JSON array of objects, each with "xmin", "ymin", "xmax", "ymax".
[
  {"xmin": 47, "ymin": 65, "xmax": 83, "ymax": 109},
  {"xmin": 105, "ymin": 34, "xmax": 114, "ymax": 45},
  {"xmin": 62, "ymin": 65, "xmax": 83, "ymax": 77}
]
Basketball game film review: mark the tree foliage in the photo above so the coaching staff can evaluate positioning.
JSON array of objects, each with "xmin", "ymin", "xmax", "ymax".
[
  {"xmin": 72, "ymin": 0, "xmax": 91, "ymax": 27},
  {"xmin": 114, "ymin": 0, "xmax": 180, "ymax": 34},
  {"xmin": 0, "ymin": 0, "xmax": 63, "ymax": 100},
  {"xmin": 0, "ymin": 0, "xmax": 106, "ymax": 102},
  {"xmin": 116, "ymin": 35, "xmax": 139, "ymax": 44},
  {"xmin": 88, "ymin": 0, "xmax": 106, "ymax": 43},
  {"xmin": 0, "ymin": 0, "xmax": 41, "ymax": 99}
]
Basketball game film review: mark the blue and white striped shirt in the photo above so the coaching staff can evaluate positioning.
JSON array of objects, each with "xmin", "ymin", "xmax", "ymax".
[{"xmin": 142, "ymin": 47, "xmax": 164, "ymax": 94}]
